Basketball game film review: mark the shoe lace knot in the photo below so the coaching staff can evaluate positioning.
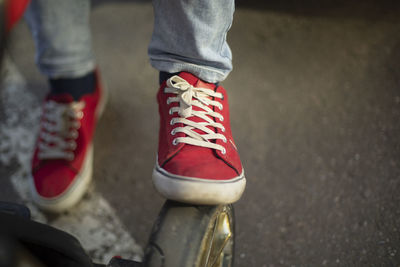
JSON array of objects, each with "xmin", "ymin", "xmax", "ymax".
[
  {"xmin": 38, "ymin": 100, "xmax": 85, "ymax": 161},
  {"xmin": 165, "ymin": 76, "xmax": 228, "ymax": 154}
]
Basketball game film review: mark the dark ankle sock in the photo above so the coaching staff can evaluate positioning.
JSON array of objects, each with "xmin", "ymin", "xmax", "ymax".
[
  {"xmin": 49, "ymin": 71, "xmax": 96, "ymax": 101},
  {"xmin": 159, "ymin": 71, "xmax": 219, "ymax": 86}
]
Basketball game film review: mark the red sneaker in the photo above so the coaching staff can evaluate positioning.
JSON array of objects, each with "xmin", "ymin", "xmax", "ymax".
[
  {"xmin": 30, "ymin": 71, "xmax": 106, "ymax": 212},
  {"xmin": 153, "ymin": 72, "xmax": 246, "ymax": 204}
]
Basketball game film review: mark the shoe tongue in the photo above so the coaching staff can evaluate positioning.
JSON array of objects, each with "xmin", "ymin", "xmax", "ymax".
[
  {"xmin": 178, "ymin": 72, "xmax": 215, "ymax": 89},
  {"xmin": 47, "ymin": 93, "xmax": 75, "ymax": 103},
  {"xmin": 178, "ymin": 72, "xmax": 199, "ymax": 86}
]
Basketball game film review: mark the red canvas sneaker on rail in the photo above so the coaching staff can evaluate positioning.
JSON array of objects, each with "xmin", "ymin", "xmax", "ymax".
[
  {"xmin": 153, "ymin": 72, "xmax": 246, "ymax": 204},
  {"xmin": 30, "ymin": 71, "xmax": 106, "ymax": 212}
]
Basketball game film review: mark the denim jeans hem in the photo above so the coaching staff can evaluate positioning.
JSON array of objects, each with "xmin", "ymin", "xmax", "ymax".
[{"xmin": 38, "ymin": 60, "xmax": 96, "ymax": 79}]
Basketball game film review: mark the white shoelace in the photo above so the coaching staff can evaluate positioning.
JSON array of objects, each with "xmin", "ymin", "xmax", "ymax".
[
  {"xmin": 38, "ymin": 100, "xmax": 85, "ymax": 160},
  {"xmin": 165, "ymin": 76, "xmax": 227, "ymax": 154}
]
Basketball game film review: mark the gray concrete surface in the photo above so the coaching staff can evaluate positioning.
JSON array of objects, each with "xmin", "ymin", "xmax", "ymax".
[{"xmin": 1, "ymin": 0, "xmax": 400, "ymax": 266}]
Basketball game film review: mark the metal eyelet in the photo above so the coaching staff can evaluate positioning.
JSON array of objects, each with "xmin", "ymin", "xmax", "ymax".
[
  {"xmin": 171, "ymin": 129, "xmax": 176, "ymax": 135},
  {"xmin": 67, "ymin": 152, "xmax": 74, "ymax": 161},
  {"xmin": 221, "ymin": 148, "xmax": 226, "ymax": 155},
  {"xmin": 172, "ymin": 139, "xmax": 178, "ymax": 145},
  {"xmin": 220, "ymin": 116, "xmax": 224, "ymax": 122},
  {"xmin": 223, "ymin": 137, "xmax": 227, "ymax": 143},
  {"xmin": 169, "ymin": 109, "xmax": 173, "ymax": 115},
  {"xmin": 77, "ymin": 111, "xmax": 84, "ymax": 119},
  {"xmin": 166, "ymin": 98, "xmax": 171, "ymax": 105},
  {"xmin": 71, "ymin": 130, "xmax": 79, "ymax": 139},
  {"xmin": 221, "ymin": 127, "xmax": 226, "ymax": 132},
  {"xmin": 169, "ymin": 118, "xmax": 176, "ymax": 125},
  {"xmin": 69, "ymin": 141, "xmax": 77, "ymax": 150}
]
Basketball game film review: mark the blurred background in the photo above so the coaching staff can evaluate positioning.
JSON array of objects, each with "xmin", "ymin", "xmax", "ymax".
[{"xmin": 1, "ymin": 0, "xmax": 400, "ymax": 266}]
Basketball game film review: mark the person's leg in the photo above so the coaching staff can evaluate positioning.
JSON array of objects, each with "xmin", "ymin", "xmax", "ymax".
[
  {"xmin": 25, "ymin": 0, "xmax": 94, "ymax": 78},
  {"xmin": 26, "ymin": 0, "xmax": 106, "ymax": 212},
  {"xmin": 150, "ymin": 0, "xmax": 246, "ymax": 205},
  {"xmin": 148, "ymin": 0, "xmax": 234, "ymax": 84}
]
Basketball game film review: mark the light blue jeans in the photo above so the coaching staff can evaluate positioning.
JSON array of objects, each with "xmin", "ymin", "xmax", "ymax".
[{"xmin": 25, "ymin": 0, "xmax": 234, "ymax": 83}]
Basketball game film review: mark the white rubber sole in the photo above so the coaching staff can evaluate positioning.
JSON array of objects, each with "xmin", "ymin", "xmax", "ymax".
[
  {"xmin": 152, "ymin": 163, "xmax": 246, "ymax": 205},
  {"xmin": 30, "ymin": 145, "xmax": 93, "ymax": 213},
  {"xmin": 30, "ymin": 78, "xmax": 108, "ymax": 213}
]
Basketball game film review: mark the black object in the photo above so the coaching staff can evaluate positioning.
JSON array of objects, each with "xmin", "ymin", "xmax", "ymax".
[
  {"xmin": 0, "ymin": 201, "xmax": 31, "ymax": 218},
  {"xmin": 0, "ymin": 209, "xmax": 94, "ymax": 267}
]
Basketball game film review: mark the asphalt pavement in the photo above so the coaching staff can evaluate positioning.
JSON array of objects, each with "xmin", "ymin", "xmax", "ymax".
[{"xmin": 1, "ymin": 1, "xmax": 400, "ymax": 266}]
